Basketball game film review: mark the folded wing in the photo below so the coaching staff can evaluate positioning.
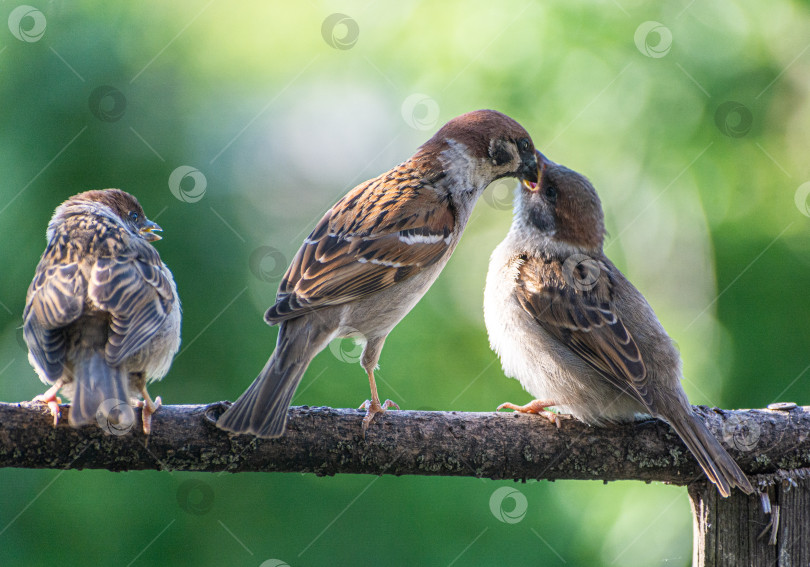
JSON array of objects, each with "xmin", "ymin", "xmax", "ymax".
[
  {"xmin": 514, "ymin": 255, "xmax": 653, "ymax": 409},
  {"xmin": 266, "ymin": 170, "xmax": 455, "ymax": 322}
]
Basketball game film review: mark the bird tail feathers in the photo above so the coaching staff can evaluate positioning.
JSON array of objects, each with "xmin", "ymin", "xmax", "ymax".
[
  {"xmin": 666, "ymin": 408, "xmax": 754, "ymax": 497},
  {"xmin": 69, "ymin": 352, "xmax": 129, "ymax": 429},
  {"xmin": 216, "ymin": 352, "xmax": 307, "ymax": 438}
]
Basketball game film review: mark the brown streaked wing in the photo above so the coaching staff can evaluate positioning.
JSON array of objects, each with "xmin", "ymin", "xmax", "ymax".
[
  {"xmin": 89, "ymin": 238, "xmax": 177, "ymax": 366},
  {"xmin": 514, "ymin": 255, "xmax": 653, "ymax": 409},
  {"xmin": 266, "ymin": 170, "xmax": 454, "ymax": 322},
  {"xmin": 23, "ymin": 244, "xmax": 87, "ymax": 380}
]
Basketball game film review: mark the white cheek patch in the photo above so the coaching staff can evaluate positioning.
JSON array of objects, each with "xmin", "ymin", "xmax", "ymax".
[{"xmin": 439, "ymin": 139, "xmax": 478, "ymax": 187}]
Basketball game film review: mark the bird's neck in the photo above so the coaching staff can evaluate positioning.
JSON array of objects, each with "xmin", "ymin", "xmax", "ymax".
[
  {"xmin": 507, "ymin": 223, "xmax": 604, "ymax": 262},
  {"xmin": 439, "ymin": 139, "xmax": 491, "ymax": 193}
]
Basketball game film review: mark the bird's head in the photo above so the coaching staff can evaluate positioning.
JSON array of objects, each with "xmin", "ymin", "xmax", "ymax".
[
  {"xmin": 515, "ymin": 150, "xmax": 605, "ymax": 253},
  {"xmin": 417, "ymin": 109, "xmax": 538, "ymax": 194},
  {"xmin": 64, "ymin": 189, "xmax": 163, "ymax": 242}
]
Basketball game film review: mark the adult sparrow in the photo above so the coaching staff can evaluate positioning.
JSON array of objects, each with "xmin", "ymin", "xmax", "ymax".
[
  {"xmin": 484, "ymin": 151, "xmax": 753, "ymax": 497},
  {"xmin": 24, "ymin": 189, "xmax": 181, "ymax": 434},
  {"xmin": 218, "ymin": 109, "xmax": 538, "ymax": 438}
]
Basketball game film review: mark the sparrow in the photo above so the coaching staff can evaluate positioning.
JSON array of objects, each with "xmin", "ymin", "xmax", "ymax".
[
  {"xmin": 24, "ymin": 189, "xmax": 181, "ymax": 434},
  {"xmin": 217, "ymin": 109, "xmax": 539, "ymax": 439},
  {"xmin": 484, "ymin": 151, "xmax": 753, "ymax": 497}
]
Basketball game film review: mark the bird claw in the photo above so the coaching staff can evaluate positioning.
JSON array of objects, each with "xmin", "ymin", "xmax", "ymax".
[
  {"xmin": 496, "ymin": 400, "xmax": 568, "ymax": 428},
  {"xmin": 359, "ymin": 398, "xmax": 399, "ymax": 438},
  {"xmin": 33, "ymin": 385, "xmax": 63, "ymax": 427},
  {"xmin": 137, "ymin": 392, "xmax": 162, "ymax": 435}
]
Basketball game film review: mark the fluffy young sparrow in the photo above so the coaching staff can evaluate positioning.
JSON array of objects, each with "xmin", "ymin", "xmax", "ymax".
[
  {"xmin": 24, "ymin": 189, "xmax": 181, "ymax": 434},
  {"xmin": 484, "ymin": 151, "xmax": 753, "ymax": 497},
  {"xmin": 218, "ymin": 109, "xmax": 538, "ymax": 438}
]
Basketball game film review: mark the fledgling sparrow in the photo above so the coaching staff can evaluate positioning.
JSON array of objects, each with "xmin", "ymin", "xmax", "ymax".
[
  {"xmin": 218, "ymin": 109, "xmax": 539, "ymax": 439},
  {"xmin": 24, "ymin": 189, "xmax": 181, "ymax": 434},
  {"xmin": 484, "ymin": 151, "xmax": 753, "ymax": 497}
]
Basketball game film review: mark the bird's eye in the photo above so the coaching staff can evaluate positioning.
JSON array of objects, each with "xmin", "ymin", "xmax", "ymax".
[
  {"xmin": 545, "ymin": 185, "xmax": 558, "ymax": 203},
  {"xmin": 129, "ymin": 211, "xmax": 139, "ymax": 222},
  {"xmin": 518, "ymin": 138, "xmax": 530, "ymax": 153}
]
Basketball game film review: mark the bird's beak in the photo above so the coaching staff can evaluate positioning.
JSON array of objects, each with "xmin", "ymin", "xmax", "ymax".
[
  {"xmin": 521, "ymin": 149, "xmax": 548, "ymax": 192},
  {"xmin": 140, "ymin": 220, "xmax": 163, "ymax": 242},
  {"xmin": 518, "ymin": 150, "xmax": 539, "ymax": 191},
  {"xmin": 535, "ymin": 149, "xmax": 556, "ymax": 169}
]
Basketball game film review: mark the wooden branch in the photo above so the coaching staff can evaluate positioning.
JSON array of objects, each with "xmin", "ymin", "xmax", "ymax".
[{"xmin": 1, "ymin": 401, "xmax": 809, "ymax": 485}]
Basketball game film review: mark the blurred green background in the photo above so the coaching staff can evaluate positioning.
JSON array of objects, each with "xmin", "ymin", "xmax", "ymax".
[{"xmin": 1, "ymin": 0, "xmax": 809, "ymax": 565}]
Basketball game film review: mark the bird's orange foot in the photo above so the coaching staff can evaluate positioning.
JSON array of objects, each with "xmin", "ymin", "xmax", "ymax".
[
  {"xmin": 137, "ymin": 392, "xmax": 162, "ymax": 435},
  {"xmin": 359, "ymin": 398, "xmax": 399, "ymax": 437},
  {"xmin": 497, "ymin": 399, "xmax": 568, "ymax": 428},
  {"xmin": 33, "ymin": 383, "xmax": 63, "ymax": 427}
]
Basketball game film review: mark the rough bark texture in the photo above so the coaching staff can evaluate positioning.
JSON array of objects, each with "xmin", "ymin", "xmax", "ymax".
[
  {"xmin": 3, "ymin": 401, "xmax": 810, "ymax": 566},
  {"xmin": 689, "ymin": 469, "xmax": 810, "ymax": 567},
  {"xmin": 0, "ymin": 401, "xmax": 808, "ymax": 483}
]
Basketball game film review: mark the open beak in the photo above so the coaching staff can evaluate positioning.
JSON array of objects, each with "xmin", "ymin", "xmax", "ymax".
[
  {"xmin": 140, "ymin": 220, "xmax": 163, "ymax": 242},
  {"xmin": 518, "ymin": 149, "xmax": 539, "ymax": 191},
  {"xmin": 522, "ymin": 150, "xmax": 552, "ymax": 192}
]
